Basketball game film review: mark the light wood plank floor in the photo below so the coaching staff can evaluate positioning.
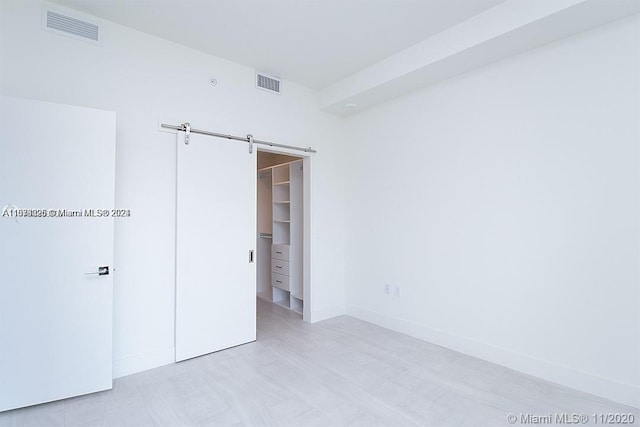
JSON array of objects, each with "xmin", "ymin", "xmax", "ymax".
[{"xmin": 1, "ymin": 298, "xmax": 637, "ymax": 426}]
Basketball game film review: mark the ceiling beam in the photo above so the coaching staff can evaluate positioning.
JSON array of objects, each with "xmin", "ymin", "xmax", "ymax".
[{"xmin": 320, "ymin": 0, "xmax": 640, "ymax": 116}]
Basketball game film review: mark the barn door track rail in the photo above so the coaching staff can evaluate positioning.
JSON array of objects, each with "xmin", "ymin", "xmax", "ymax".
[{"xmin": 161, "ymin": 122, "xmax": 317, "ymax": 154}]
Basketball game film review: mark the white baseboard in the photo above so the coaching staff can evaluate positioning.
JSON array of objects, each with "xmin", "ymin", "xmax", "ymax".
[
  {"xmin": 345, "ymin": 304, "xmax": 639, "ymax": 409},
  {"xmin": 112, "ymin": 346, "xmax": 175, "ymax": 379},
  {"xmin": 310, "ymin": 305, "xmax": 345, "ymax": 323}
]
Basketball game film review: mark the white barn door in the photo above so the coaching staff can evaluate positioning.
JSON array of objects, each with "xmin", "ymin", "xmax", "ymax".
[
  {"xmin": 0, "ymin": 97, "xmax": 116, "ymax": 411},
  {"xmin": 175, "ymin": 130, "xmax": 256, "ymax": 362}
]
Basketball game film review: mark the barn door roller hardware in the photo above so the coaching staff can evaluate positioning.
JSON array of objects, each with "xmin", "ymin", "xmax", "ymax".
[{"xmin": 162, "ymin": 123, "xmax": 316, "ymax": 154}]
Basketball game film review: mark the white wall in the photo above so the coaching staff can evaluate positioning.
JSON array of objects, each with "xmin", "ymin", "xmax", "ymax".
[
  {"xmin": 0, "ymin": 0, "xmax": 346, "ymax": 377},
  {"xmin": 344, "ymin": 15, "xmax": 640, "ymax": 407}
]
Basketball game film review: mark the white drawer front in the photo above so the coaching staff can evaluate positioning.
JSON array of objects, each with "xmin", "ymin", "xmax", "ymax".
[
  {"xmin": 272, "ymin": 273, "xmax": 290, "ymax": 291},
  {"xmin": 271, "ymin": 244, "xmax": 290, "ymax": 261},
  {"xmin": 271, "ymin": 259, "xmax": 290, "ymax": 276}
]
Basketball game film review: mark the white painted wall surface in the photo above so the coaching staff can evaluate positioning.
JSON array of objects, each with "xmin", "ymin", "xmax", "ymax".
[
  {"xmin": 344, "ymin": 15, "xmax": 639, "ymax": 407},
  {"xmin": 0, "ymin": 0, "xmax": 346, "ymax": 377}
]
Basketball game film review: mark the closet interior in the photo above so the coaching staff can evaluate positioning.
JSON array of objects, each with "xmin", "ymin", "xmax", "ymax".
[{"xmin": 257, "ymin": 151, "xmax": 304, "ymax": 316}]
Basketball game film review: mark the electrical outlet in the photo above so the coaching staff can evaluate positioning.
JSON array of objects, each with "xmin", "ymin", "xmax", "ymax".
[
  {"xmin": 384, "ymin": 284, "xmax": 390, "ymax": 295},
  {"xmin": 394, "ymin": 286, "xmax": 401, "ymax": 297}
]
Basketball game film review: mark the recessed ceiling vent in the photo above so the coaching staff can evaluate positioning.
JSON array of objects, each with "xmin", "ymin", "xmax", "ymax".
[
  {"xmin": 42, "ymin": 8, "xmax": 101, "ymax": 44},
  {"xmin": 256, "ymin": 73, "xmax": 281, "ymax": 94}
]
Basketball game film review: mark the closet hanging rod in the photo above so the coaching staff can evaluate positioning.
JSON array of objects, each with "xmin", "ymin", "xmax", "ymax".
[{"xmin": 161, "ymin": 123, "xmax": 317, "ymax": 154}]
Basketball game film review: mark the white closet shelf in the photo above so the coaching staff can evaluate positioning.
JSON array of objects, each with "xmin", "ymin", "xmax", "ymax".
[{"xmin": 259, "ymin": 159, "xmax": 303, "ymax": 319}]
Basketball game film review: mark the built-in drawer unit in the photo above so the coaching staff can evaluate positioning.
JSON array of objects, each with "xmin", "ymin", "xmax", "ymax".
[
  {"xmin": 271, "ymin": 244, "xmax": 290, "ymax": 261},
  {"xmin": 271, "ymin": 259, "xmax": 290, "ymax": 276},
  {"xmin": 271, "ymin": 273, "xmax": 290, "ymax": 291}
]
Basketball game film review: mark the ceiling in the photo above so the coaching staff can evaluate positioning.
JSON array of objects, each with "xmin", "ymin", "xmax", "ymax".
[{"xmin": 52, "ymin": 0, "xmax": 506, "ymax": 90}]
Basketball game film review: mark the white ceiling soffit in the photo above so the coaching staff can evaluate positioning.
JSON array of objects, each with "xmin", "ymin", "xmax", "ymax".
[{"xmin": 322, "ymin": 0, "xmax": 640, "ymax": 116}]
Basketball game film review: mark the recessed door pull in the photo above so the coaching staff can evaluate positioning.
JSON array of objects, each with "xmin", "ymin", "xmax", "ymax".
[{"xmin": 85, "ymin": 266, "xmax": 109, "ymax": 276}]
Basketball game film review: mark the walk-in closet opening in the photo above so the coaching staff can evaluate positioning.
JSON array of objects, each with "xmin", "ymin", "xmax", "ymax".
[{"xmin": 256, "ymin": 150, "xmax": 307, "ymax": 320}]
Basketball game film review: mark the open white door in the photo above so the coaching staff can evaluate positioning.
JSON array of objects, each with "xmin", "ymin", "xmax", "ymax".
[
  {"xmin": 175, "ymin": 130, "xmax": 256, "ymax": 362},
  {"xmin": 0, "ymin": 97, "xmax": 116, "ymax": 411}
]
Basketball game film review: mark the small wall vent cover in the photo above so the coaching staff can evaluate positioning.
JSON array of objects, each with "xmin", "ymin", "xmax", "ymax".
[
  {"xmin": 42, "ymin": 8, "xmax": 101, "ymax": 44},
  {"xmin": 256, "ymin": 73, "xmax": 281, "ymax": 94}
]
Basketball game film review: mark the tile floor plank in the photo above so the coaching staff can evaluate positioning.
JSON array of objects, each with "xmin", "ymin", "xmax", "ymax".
[{"xmin": 0, "ymin": 298, "xmax": 637, "ymax": 426}]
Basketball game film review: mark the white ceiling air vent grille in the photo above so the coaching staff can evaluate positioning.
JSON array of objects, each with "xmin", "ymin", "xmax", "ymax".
[
  {"xmin": 256, "ymin": 73, "xmax": 281, "ymax": 94},
  {"xmin": 42, "ymin": 8, "xmax": 101, "ymax": 44}
]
